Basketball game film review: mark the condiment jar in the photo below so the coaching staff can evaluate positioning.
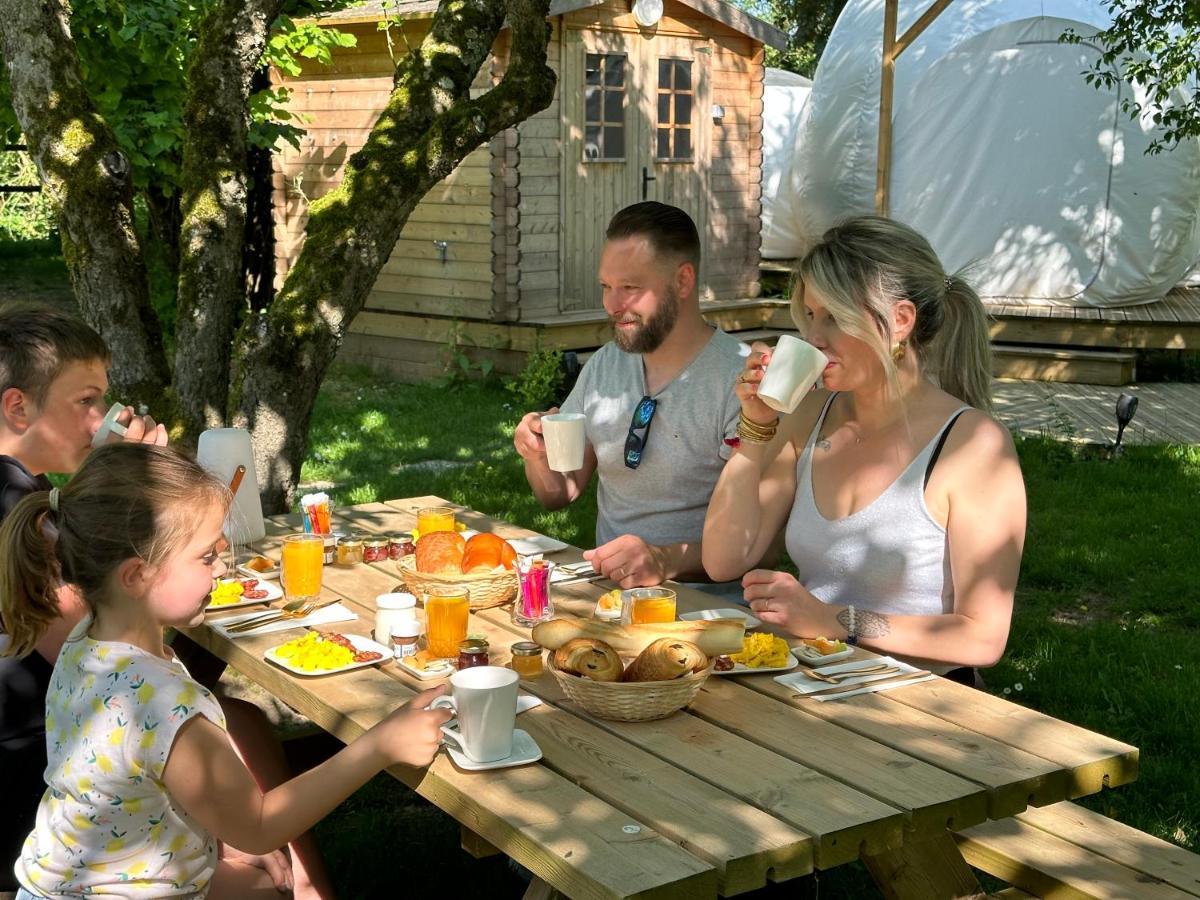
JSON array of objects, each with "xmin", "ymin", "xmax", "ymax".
[
  {"xmin": 336, "ymin": 535, "xmax": 364, "ymax": 567},
  {"xmin": 374, "ymin": 592, "xmax": 417, "ymax": 645},
  {"xmin": 457, "ymin": 640, "xmax": 489, "ymax": 670},
  {"xmin": 363, "ymin": 537, "xmax": 389, "ymax": 563},
  {"xmin": 321, "ymin": 533, "xmax": 339, "ymax": 566},
  {"xmin": 389, "ymin": 533, "xmax": 416, "ymax": 560},
  {"xmin": 390, "ymin": 619, "xmax": 422, "ymax": 659},
  {"xmin": 510, "ymin": 641, "xmax": 543, "ymax": 678}
]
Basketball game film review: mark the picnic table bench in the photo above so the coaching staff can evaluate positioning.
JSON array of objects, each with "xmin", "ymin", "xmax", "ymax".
[{"xmin": 184, "ymin": 495, "xmax": 1144, "ymax": 900}]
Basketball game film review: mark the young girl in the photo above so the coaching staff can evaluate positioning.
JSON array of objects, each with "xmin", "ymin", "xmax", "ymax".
[{"xmin": 0, "ymin": 443, "xmax": 451, "ymax": 898}]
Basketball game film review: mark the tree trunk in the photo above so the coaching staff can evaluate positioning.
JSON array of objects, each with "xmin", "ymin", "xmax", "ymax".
[
  {"xmin": 173, "ymin": 0, "xmax": 286, "ymax": 439},
  {"xmin": 0, "ymin": 0, "xmax": 169, "ymax": 409},
  {"xmin": 233, "ymin": 0, "xmax": 557, "ymax": 512},
  {"xmin": 244, "ymin": 69, "xmax": 277, "ymax": 314}
]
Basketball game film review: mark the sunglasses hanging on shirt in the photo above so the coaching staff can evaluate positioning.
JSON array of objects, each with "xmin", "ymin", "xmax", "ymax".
[{"xmin": 623, "ymin": 395, "xmax": 658, "ymax": 469}]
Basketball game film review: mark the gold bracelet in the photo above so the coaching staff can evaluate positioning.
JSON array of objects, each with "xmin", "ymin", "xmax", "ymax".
[{"xmin": 737, "ymin": 411, "xmax": 779, "ymax": 443}]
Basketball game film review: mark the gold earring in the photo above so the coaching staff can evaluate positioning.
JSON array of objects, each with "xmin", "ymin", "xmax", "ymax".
[{"xmin": 892, "ymin": 339, "xmax": 907, "ymax": 362}]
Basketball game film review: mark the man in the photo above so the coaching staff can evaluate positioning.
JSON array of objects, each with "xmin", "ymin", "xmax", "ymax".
[{"xmin": 514, "ymin": 202, "xmax": 748, "ymax": 589}]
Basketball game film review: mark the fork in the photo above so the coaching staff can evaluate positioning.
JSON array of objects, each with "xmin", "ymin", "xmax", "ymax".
[
  {"xmin": 803, "ymin": 663, "xmax": 899, "ymax": 684},
  {"xmin": 226, "ymin": 598, "xmax": 338, "ymax": 633}
]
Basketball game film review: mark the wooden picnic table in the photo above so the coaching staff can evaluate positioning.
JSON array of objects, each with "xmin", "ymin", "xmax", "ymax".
[{"xmin": 183, "ymin": 496, "xmax": 1139, "ymax": 900}]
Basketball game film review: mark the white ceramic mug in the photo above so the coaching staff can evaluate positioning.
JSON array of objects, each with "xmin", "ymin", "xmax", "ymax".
[
  {"xmin": 756, "ymin": 335, "xmax": 828, "ymax": 414},
  {"xmin": 374, "ymin": 592, "xmax": 417, "ymax": 645},
  {"xmin": 431, "ymin": 666, "xmax": 519, "ymax": 762},
  {"xmin": 91, "ymin": 402, "xmax": 130, "ymax": 448},
  {"xmin": 541, "ymin": 413, "xmax": 586, "ymax": 472}
]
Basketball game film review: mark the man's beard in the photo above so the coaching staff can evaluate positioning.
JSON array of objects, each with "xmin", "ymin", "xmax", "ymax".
[{"xmin": 612, "ymin": 285, "xmax": 680, "ymax": 354}]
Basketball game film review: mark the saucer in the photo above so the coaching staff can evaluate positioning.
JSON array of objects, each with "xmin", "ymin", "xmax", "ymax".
[{"xmin": 443, "ymin": 728, "xmax": 542, "ymax": 771}]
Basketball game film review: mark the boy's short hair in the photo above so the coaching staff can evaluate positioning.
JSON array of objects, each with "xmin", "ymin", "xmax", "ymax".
[
  {"xmin": 0, "ymin": 304, "xmax": 111, "ymax": 405},
  {"xmin": 606, "ymin": 201, "xmax": 701, "ymax": 272}
]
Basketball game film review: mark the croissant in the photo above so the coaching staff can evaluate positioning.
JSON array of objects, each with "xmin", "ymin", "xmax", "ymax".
[
  {"xmin": 621, "ymin": 638, "xmax": 708, "ymax": 682},
  {"xmin": 553, "ymin": 638, "xmax": 624, "ymax": 682}
]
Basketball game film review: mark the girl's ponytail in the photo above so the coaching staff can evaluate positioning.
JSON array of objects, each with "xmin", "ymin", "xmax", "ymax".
[
  {"xmin": 932, "ymin": 274, "xmax": 993, "ymax": 413},
  {"xmin": 0, "ymin": 491, "xmax": 63, "ymax": 658}
]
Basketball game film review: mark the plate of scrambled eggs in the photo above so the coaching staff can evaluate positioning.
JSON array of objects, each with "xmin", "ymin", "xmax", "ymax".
[
  {"xmin": 265, "ymin": 631, "xmax": 389, "ymax": 676},
  {"xmin": 714, "ymin": 632, "xmax": 798, "ymax": 675}
]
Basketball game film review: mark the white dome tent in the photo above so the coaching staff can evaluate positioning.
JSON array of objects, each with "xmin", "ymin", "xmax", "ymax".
[
  {"xmin": 760, "ymin": 68, "xmax": 812, "ymax": 259},
  {"xmin": 782, "ymin": 0, "xmax": 1200, "ymax": 308}
]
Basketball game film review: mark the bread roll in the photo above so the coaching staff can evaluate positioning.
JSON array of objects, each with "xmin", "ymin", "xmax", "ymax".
[
  {"xmin": 461, "ymin": 533, "xmax": 517, "ymax": 573},
  {"xmin": 622, "ymin": 638, "xmax": 708, "ymax": 682},
  {"xmin": 532, "ymin": 617, "xmax": 743, "ymax": 657},
  {"xmin": 414, "ymin": 532, "xmax": 466, "ymax": 574},
  {"xmin": 553, "ymin": 638, "xmax": 623, "ymax": 682}
]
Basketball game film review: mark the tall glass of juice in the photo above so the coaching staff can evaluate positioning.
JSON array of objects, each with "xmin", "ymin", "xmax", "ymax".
[
  {"xmin": 281, "ymin": 533, "xmax": 323, "ymax": 602},
  {"xmin": 416, "ymin": 506, "xmax": 456, "ymax": 536},
  {"xmin": 425, "ymin": 587, "xmax": 470, "ymax": 658}
]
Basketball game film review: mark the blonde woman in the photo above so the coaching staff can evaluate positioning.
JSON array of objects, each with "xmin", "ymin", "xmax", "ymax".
[{"xmin": 703, "ymin": 217, "xmax": 1026, "ymax": 680}]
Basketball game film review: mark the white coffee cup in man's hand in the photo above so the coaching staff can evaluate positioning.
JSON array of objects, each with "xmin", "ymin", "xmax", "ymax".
[
  {"xmin": 756, "ymin": 336, "xmax": 828, "ymax": 414},
  {"xmin": 540, "ymin": 413, "xmax": 586, "ymax": 472}
]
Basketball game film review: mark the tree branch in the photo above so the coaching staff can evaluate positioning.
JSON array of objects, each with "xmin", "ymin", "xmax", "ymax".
[
  {"xmin": 0, "ymin": 0, "xmax": 169, "ymax": 406},
  {"xmin": 174, "ymin": 0, "xmax": 287, "ymax": 439}
]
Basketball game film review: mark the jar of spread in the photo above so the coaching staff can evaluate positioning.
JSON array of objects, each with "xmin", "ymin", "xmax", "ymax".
[
  {"xmin": 363, "ymin": 537, "xmax": 389, "ymax": 563},
  {"xmin": 374, "ymin": 592, "xmax": 417, "ymax": 645},
  {"xmin": 510, "ymin": 641, "xmax": 543, "ymax": 678},
  {"xmin": 457, "ymin": 640, "xmax": 489, "ymax": 670},
  {"xmin": 390, "ymin": 619, "xmax": 422, "ymax": 659},
  {"xmin": 321, "ymin": 533, "xmax": 340, "ymax": 566},
  {"xmin": 336, "ymin": 535, "xmax": 364, "ymax": 567},
  {"xmin": 389, "ymin": 533, "xmax": 416, "ymax": 560}
]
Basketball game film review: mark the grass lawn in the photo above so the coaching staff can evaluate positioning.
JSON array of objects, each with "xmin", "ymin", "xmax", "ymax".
[{"xmin": 302, "ymin": 366, "xmax": 1199, "ymax": 898}]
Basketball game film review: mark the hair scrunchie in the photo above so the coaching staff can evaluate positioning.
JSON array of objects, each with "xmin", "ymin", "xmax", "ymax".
[{"xmin": 49, "ymin": 487, "xmax": 60, "ymax": 512}]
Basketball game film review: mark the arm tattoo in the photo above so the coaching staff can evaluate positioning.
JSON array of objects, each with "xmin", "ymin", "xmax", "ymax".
[
  {"xmin": 836, "ymin": 608, "xmax": 892, "ymax": 639},
  {"xmin": 816, "ymin": 438, "xmax": 831, "ymax": 450}
]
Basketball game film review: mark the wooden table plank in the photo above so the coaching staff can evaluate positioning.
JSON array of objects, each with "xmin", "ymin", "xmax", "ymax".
[{"xmin": 883, "ymin": 680, "xmax": 1138, "ymax": 797}]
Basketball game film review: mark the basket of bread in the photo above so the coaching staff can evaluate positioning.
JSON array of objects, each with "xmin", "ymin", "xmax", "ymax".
[
  {"xmin": 396, "ymin": 532, "xmax": 518, "ymax": 611},
  {"xmin": 532, "ymin": 617, "xmax": 745, "ymax": 722}
]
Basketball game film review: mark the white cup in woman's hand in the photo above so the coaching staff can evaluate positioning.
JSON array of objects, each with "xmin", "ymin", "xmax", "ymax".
[{"xmin": 756, "ymin": 336, "xmax": 828, "ymax": 414}]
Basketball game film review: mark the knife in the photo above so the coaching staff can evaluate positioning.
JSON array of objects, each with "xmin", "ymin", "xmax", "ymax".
[{"xmin": 796, "ymin": 670, "xmax": 932, "ymax": 698}]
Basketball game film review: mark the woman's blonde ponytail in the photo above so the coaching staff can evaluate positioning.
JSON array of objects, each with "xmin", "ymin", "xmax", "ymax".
[{"xmin": 932, "ymin": 274, "xmax": 993, "ymax": 413}]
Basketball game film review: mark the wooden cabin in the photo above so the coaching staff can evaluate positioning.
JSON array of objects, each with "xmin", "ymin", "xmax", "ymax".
[{"xmin": 273, "ymin": 0, "xmax": 788, "ymax": 380}]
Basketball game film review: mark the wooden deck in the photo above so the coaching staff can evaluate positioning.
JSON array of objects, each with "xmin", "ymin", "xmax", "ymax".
[{"xmin": 992, "ymin": 379, "xmax": 1200, "ymax": 446}]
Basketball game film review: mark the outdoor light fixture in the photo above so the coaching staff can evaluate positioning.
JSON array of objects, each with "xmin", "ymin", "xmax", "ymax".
[
  {"xmin": 632, "ymin": 0, "xmax": 663, "ymax": 28},
  {"xmin": 433, "ymin": 240, "xmax": 449, "ymax": 265},
  {"xmin": 1111, "ymin": 391, "xmax": 1138, "ymax": 456},
  {"xmin": 711, "ymin": 103, "xmax": 726, "ymax": 123}
]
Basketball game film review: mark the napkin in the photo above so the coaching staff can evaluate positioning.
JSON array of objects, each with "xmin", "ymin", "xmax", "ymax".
[
  {"xmin": 774, "ymin": 656, "xmax": 935, "ymax": 701},
  {"xmin": 211, "ymin": 603, "xmax": 358, "ymax": 639}
]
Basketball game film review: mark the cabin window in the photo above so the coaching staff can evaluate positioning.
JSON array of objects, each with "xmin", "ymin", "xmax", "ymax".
[
  {"xmin": 656, "ymin": 58, "xmax": 693, "ymax": 161},
  {"xmin": 584, "ymin": 53, "xmax": 626, "ymax": 161}
]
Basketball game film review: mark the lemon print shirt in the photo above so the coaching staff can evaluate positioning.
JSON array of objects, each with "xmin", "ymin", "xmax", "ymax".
[{"xmin": 15, "ymin": 618, "xmax": 226, "ymax": 898}]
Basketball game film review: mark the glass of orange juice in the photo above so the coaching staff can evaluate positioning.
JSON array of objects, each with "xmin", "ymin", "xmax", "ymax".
[
  {"xmin": 425, "ymin": 586, "xmax": 470, "ymax": 658},
  {"xmin": 417, "ymin": 506, "xmax": 456, "ymax": 536},
  {"xmin": 622, "ymin": 588, "xmax": 677, "ymax": 625},
  {"xmin": 281, "ymin": 534, "xmax": 324, "ymax": 602}
]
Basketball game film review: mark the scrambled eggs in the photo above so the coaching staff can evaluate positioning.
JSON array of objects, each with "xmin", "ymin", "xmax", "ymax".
[
  {"xmin": 273, "ymin": 632, "xmax": 354, "ymax": 671},
  {"xmin": 730, "ymin": 633, "xmax": 790, "ymax": 668},
  {"xmin": 208, "ymin": 579, "xmax": 244, "ymax": 607}
]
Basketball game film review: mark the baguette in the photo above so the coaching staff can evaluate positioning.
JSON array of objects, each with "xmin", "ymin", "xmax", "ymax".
[{"xmin": 532, "ymin": 617, "xmax": 744, "ymax": 657}]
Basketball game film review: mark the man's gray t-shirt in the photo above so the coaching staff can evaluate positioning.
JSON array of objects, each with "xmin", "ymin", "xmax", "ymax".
[{"xmin": 561, "ymin": 329, "xmax": 748, "ymax": 547}]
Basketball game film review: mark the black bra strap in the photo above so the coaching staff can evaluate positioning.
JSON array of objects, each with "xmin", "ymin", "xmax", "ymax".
[{"xmin": 924, "ymin": 410, "xmax": 968, "ymax": 489}]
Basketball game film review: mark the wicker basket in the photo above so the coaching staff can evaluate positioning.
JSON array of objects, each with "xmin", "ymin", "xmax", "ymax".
[
  {"xmin": 395, "ymin": 556, "xmax": 517, "ymax": 611},
  {"xmin": 548, "ymin": 655, "xmax": 714, "ymax": 722}
]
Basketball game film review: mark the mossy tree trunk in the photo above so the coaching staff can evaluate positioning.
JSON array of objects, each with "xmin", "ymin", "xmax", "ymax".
[{"xmin": 0, "ymin": 0, "xmax": 555, "ymax": 512}]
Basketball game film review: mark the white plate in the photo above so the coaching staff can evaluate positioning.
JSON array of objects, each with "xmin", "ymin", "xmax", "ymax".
[
  {"xmin": 509, "ymin": 535, "xmax": 569, "ymax": 556},
  {"xmin": 206, "ymin": 578, "xmax": 283, "ymax": 611},
  {"xmin": 794, "ymin": 643, "xmax": 854, "ymax": 665},
  {"xmin": 235, "ymin": 560, "xmax": 280, "ymax": 581},
  {"xmin": 265, "ymin": 632, "xmax": 391, "ymax": 676},
  {"xmin": 679, "ymin": 608, "xmax": 761, "ymax": 628},
  {"xmin": 713, "ymin": 650, "xmax": 799, "ymax": 676},
  {"xmin": 396, "ymin": 654, "xmax": 456, "ymax": 680},
  {"xmin": 444, "ymin": 728, "xmax": 542, "ymax": 771}
]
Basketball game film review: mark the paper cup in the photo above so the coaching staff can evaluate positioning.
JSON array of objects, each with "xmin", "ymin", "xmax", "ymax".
[
  {"xmin": 756, "ymin": 335, "xmax": 828, "ymax": 414},
  {"xmin": 432, "ymin": 666, "xmax": 519, "ymax": 762},
  {"xmin": 541, "ymin": 413, "xmax": 586, "ymax": 473},
  {"xmin": 91, "ymin": 402, "xmax": 130, "ymax": 448}
]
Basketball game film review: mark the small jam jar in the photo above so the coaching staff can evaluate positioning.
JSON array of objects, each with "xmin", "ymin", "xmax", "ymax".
[
  {"xmin": 457, "ymin": 639, "xmax": 489, "ymax": 670},
  {"xmin": 336, "ymin": 535, "xmax": 364, "ymax": 567},
  {"xmin": 363, "ymin": 537, "xmax": 389, "ymax": 563},
  {"xmin": 390, "ymin": 619, "xmax": 422, "ymax": 659},
  {"xmin": 321, "ymin": 533, "xmax": 339, "ymax": 566},
  {"xmin": 510, "ymin": 641, "xmax": 544, "ymax": 678},
  {"xmin": 389, "ymin": 533, "xmax": 416, "ymax": 560}
]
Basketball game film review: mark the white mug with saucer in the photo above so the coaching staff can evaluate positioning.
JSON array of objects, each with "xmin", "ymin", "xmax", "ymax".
[
  {"xmin": 91, "ymin": 402, "xmax": 130, "ymax": 448},
  {"xmin": 431, "ymin": 665, "xmax": 520, "ymax": 763}
]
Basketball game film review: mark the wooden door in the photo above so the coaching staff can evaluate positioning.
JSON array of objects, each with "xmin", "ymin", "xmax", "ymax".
[{"xmin": 560, "ymin": 28, "xmax": 712, "ymax": 311}]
